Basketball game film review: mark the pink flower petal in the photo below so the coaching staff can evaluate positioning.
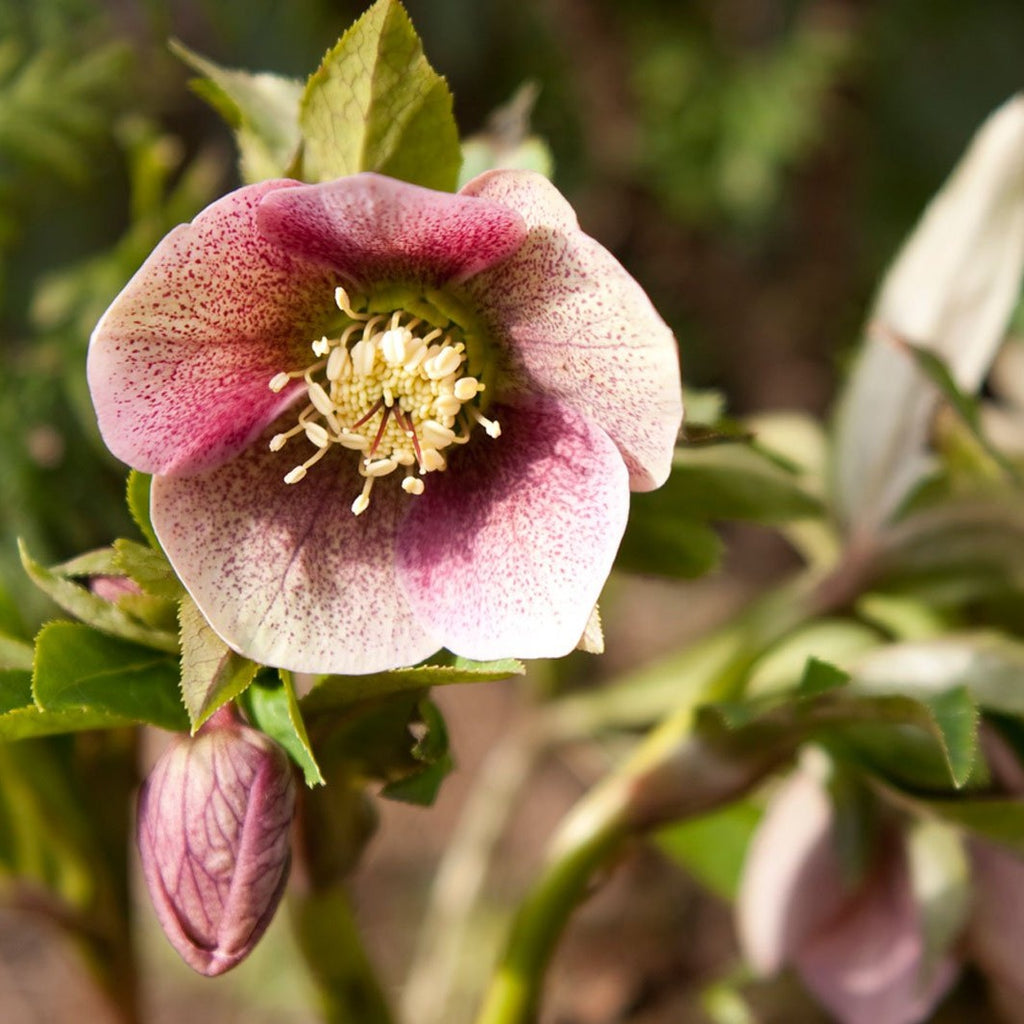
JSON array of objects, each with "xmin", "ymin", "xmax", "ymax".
[
  {"xmin": 255, "ymin": 172, "xmax": 528, "ymax": 290},
  {"xmin": 796, "ymin": 836, "xmax": 958, "ymax": 1024},
  {"xmin": 394, "ymin": 399, "xmax": 629, "ymax": 661},
  {"xmin": 737, "ymin": 764, "xmax": 850, "ymax": 975},
  {"xmin": 460, "ymin": 169, "xmax": 683, "ymax": 491},
  {"xmin": 150, "ymin": 420, "xmax": 439, "ymax": 674},
  {"xmin": 968, "ymin": 840, "xmax": 1024, "ymax": 996},
  {"xmin": 88, "ymin": 179, "xmax": 337, "ymax": 476}
]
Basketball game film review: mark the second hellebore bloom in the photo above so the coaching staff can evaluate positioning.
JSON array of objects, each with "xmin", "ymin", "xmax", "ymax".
[
  {"xmin": 137, "ymin": 707, "xmax": 297, "ymax": 976},
  {"xmin": 87, "ymin": 170, "xmax": 682, "ymax": 673}
]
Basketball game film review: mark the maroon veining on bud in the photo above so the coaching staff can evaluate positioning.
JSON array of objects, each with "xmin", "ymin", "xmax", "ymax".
[{"xmin": 137, "ymin": 706, "xmax": 297, "ymax": 976}]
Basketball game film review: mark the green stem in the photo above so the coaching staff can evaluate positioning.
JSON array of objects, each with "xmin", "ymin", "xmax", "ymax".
[
  {"xmin": 473, "ymin": 554, "xmax": 875, "ymax": 1024},
  {"xmin": 473, "ymin": 782, "xmax": 630, "ymax": 1024},
  {"xmin": 291, "ymin": 885, "xmax": 394, "ymax": 1024}
]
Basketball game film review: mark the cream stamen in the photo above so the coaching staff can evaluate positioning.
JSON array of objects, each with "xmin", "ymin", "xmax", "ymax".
[{"xmin": 268, "ymin": 299, "xmax": 497, "ymax": 512}]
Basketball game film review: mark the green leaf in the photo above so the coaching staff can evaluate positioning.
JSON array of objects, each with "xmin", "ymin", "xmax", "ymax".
[
  {"xmin": 0, "ymin": 633, "xmax": 33, "ymax": 671},
  {"xmin": 905, "ymin": 818, "xmax": 971, "ymax": 978},
  {"xmin": 619, "ymin": 442, "xmax": 821, "ymax": 581},
  {"xmin": 379, "ymin": 697, "xmax": 453, "ymax": 806},
  {"xmin": 0, "ymin": 741, "xmax": 98, "ymax": 907},
  {"xmin": 300, "ymin": 655, "xmax": 523, "ymax": 712},
  {"xmin": 244, "ymin": 672, "xmax": 324, "ymax": 786},
  {"xmin": 899, "ymin": 795, "xmax": 1024, "ymax": 855},
  {"xmin": 178, "ymin": 596, "xmax": 258, "ymax": 732},
  {"xmin": 659, "ymin": 443, "xmax": 824, "ymax": 522},
  {"xmin": 112, "ymin": 538, "xmax": 182, "ymax": 599},
  {"xmin": 904, "ymin": 343, "xmax": 1022, "ymax": 484},
  {"xmin": 918, "ymin": 687, "xmax": 979, "ymax": 789},
  {"xmin": 126, "ymin": 470, "xmax": 159, "ymax": 551},
  {"xmin": 0, "ymin": 705, "xmax": 134, "ymax": 740},
  {"xmin": 19, "ymin": 540, "xmax": 178, "ymax": 654},
  {"xmin": 0, "ymin": 669, "xmax": 32, "ymax": 713},
  {"xmin": 655, "ymin": 800, "xmax": 762, "ymax": 901},
  {"xmin": 849, "ymin": 634, "xmax": 1024, "ymax": 718},
  {"xmin": 33, "ymin": 622, "xmax": 186, "ymax": 731},
  {"xmin": 616, "ymin": 514, "xmax": 723, "ymax": 580},
  {"xmin": 299, "ymin": 0, "xmax": 461, "ymax": 190},
  {"xmin": 797, "ymin": 656, "xmax": 850, "ymax": 697},
  {"xmin": 170, "ymin": 40, "xmax": 303, "ymax": 183}
]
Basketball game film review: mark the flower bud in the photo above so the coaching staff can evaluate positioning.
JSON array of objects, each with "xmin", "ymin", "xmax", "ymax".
[{"xmin": 137, "ymin": 706, "xmax": 296, "ymax": 976}]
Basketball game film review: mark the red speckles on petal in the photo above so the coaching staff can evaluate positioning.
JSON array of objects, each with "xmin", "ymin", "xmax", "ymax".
[
  {"xmin": 395, "ymin": 398, "xmax": 629, "ymax": 660},
  {"xmin": 88, "ymin": 178, "xmax": 336, "ymax": 477},
  {"xmin": 150, "ymin": 416, "xmax": 440, "ymax": 674},
  {"xmin": 461, "ymin": 169, "xmax": 683, "ymax": 491},
  {"xmin": 256, "ymin": 172, "xmax": 528, "ymax": 290}
]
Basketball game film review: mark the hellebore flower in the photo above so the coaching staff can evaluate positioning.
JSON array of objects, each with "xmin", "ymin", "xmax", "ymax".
[
  {"xmin": 137, "ymin": 707, "xmax": 297, "ymax": 976},
  {"xmin": 737, "ymin": 755, "xmax": 958, "ymax": 1024},
  {"xmin": 88, "ymin": 171, "xmax": 682, "ymax": 673}
]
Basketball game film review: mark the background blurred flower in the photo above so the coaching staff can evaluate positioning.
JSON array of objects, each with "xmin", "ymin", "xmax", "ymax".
[{"xmin": 737, "ymin": 753, "xmax": 959, "ymax": 1024}]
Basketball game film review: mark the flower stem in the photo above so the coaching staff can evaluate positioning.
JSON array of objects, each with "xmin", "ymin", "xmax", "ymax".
[
  {"xmin": 290, "ymin": 885, "xmax": 394, "ymax": 1024},
  {"xmin": 473, "ymin": 557, "xmax": 870, "ymax": 1024},
  {"xmin": 473, "ymin": 781, "xmax": 629, "ymax": 1024}
]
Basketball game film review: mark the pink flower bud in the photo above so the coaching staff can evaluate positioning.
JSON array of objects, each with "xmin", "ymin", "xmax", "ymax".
[{"xmin": 137, "ymin": 707, "xmax": 296, "ymax": 976}]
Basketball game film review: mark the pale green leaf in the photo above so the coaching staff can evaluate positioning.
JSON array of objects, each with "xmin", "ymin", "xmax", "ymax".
[
  {"xmin": 171, "ymin": 40, "xmax": 302, "ymax": 183},
  {"xmin": 112, "ymin": 538, "xmax": 182, "ymax": 599},
  {"xmin": 300, "ymin": 656, "xmax": 523, "ymax": 712},
  {"xmin": 299, "ymin": 0, "xmax": 460, "ymax": 189},
  {"xmin": 178, "ymin": 595, "xmax": 258, "ymax": 731},
  {"xmin": 19, "ymin": 540, "xmax": 178, "ymax": 654},
  {"xmin": 126, "ymin": 470, "xmax": 160, "ymax": 551}
]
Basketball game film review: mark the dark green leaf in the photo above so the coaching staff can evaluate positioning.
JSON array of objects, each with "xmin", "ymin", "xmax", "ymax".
[
  {"xmin": 33, "ymin": 622, "xmax": 186, "ymax": 731},
  {"xmin": 379, "ymin": 698, "xmax": 453, "ymax": 806},
  {"xmin": 20, "ymin": 540, "xmax": 178, "ymax": 654},
  {"xmin": 655, "ymin": 444, "xmax": 825, "ymax": 522},
  {"xmin": 244, "ymin": 672, "xmax": 324, "ymax": 786},
  {"xmin": 797, "ymin": 657, "xmax": 850, "ymax": 697},
  {"xmin": 617, "ymin": 514, "xmax": 722, "ymax": 580},
  {"xmin": 170, "ymin": 40, "xmax": 303, "ymax": 183},
  {"xmin": 299, "ymin": 0, "xmax": 461, "ymax": 190},
  {"xmin": 0, "ymin": 669, "xmax": 32, "ymax": 713},
  {"xmin": 178, "ymin": 596, "xmax": 258, "ymax": 732}
]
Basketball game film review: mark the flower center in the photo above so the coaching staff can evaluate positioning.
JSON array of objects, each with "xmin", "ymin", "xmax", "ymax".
[{"xmin": 268, "ymin": 287, "xmax": 500, "ymax": 515}]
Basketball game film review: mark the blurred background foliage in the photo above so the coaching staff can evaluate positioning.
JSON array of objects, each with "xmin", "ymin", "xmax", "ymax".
[{"xmin": 2, "ymin": 1, "xmax": 1024, "ymax": 1019}]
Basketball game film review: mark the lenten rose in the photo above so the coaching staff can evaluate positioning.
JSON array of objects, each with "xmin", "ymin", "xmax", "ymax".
[{"xmin": 88, "ymin": 170, "xmax": 682, "ymax": 674}]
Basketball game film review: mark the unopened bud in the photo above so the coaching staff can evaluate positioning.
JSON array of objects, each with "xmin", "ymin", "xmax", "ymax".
[{"xmin": 137, "ymin": 706, "xmax": 296, "ymax": 976}]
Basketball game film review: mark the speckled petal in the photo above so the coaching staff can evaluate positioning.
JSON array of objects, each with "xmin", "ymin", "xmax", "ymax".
[
  {"xmin": 737, "ymin": 761, "xmax": 850, "ymax": 975},
  {"xmin": 88, "ymin": 179, "xmax": 338, "ymax": 476},
  {"xmin": 256, "ymin": 172, "xmax": 528, "ymax": 291},
  {"xmin": 150, "ymin": 420, "xmax": 439, "ymax": 674},
  {"xmin": 395, "ymin": 398, "xmax": 629, "ymax": 660},
  {"xmin": 460, "ymin": 169, "xmax": 683, "ymax": 491},
  {"xmin": 796, "ymin": 835, "xmax": 958, "ymax": 1024}
]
